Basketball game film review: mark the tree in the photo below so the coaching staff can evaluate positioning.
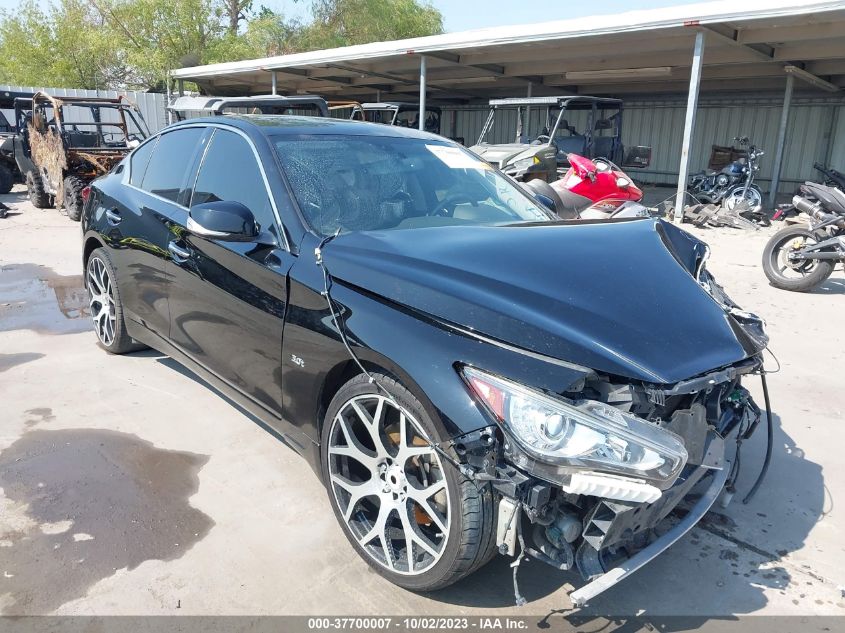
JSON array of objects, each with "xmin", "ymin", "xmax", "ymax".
[
  {"xmin": 297, "ymin": 0, "xmax": 443, "ymax": 50},
  {"xmin": 0, "ymin": 0, "xmax": 443, "ymax": 90},
  {"xmin": 0, "ymin": 0, "xmax": 128, "ymax": 89}
]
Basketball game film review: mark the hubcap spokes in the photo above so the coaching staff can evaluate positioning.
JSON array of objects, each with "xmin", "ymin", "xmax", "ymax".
[
  {"xmin": 775, "ymin": 235, "xmax": 818, "ymax": 279},
  {"xmin": 328, "ymin": 394, "xmax": 450, "ymax": 575},
  {"xmin": 87, "ymin": 257, "xmax": 116, "ymax": 345}
]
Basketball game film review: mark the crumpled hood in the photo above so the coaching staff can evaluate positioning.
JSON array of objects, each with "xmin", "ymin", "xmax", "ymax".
[
  {"xmin": 469, "ymin": 143, "xmax": 531, "ymax": 166},
  {"xmin": 322, "ymin": 219, "xmax": 764, "ymax": 384}
]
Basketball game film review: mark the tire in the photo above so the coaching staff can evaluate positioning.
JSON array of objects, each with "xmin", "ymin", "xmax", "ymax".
[
  {"xmin": 86, "ymin": 247, "xmax": 147, "ymax": 354},
  {"xmin": 26, "ymin": 171, "xmax": 51, "ymax": 208},
  {"xmin": 63, "ymin": 175, "xmax": 86, "ymax": 221},
  {"xmin": 0, "ymin": 164, "xmax": 13, "ymax": 194},
  {"xmin": 321, "ymin": 373, "xmax": 497, "ymax": 591},
  {"xmin": 762, "ymin": 226, "xmax": 835, "ymax": 292}
]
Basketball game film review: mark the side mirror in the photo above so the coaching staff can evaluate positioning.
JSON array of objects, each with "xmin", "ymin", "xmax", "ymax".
[
  {"xmin": 188, "ymin": 200, "xmax": 259, "ymax": 242},
  {"xmin": 622, "ymin": 145, "xmax": 652, "ymax": 169}
]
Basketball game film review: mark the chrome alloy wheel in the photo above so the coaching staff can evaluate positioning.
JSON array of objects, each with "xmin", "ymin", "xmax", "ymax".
[
  {"xmin": 87, "ymin": 256, "xmax": 116, "ymax": 346},
  {"xmin": 327, "ymin": 394, "xmax": 450, "ymax": 575},
  {"xmin": 724, "ymin": 186, "xmax": 762, "ymax": 211}
]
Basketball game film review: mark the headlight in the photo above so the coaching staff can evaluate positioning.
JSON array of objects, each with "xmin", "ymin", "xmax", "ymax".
[
  {"xmin": 462, "ymin": 367, "xmax": 687, "ymax": 487},
  {"xmin": 509, "ymin": 155, "xmax": 540, "ymax": 171}
]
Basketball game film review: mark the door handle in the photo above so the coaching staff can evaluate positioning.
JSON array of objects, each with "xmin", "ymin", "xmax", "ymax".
[
  {"xmin": 168, "ymin": 240, "xmax": 191, "ymax": 261},
  {"xmin": 105, "ymin": 209, "xmax": 121, "ymax": 225}
]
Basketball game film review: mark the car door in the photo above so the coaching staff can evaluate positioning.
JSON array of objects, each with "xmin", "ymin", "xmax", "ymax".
[
  {"xmin": 103, "ymin": 127, "xmax": 207, "ymax": 337},
  {"xmin": 166, "ymin": 126, "xmax": 293, "ymax": 419}
]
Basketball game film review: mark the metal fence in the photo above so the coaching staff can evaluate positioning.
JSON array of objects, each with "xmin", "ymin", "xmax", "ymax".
[
  {"xmin": 0, "ymin": 85, "xmax": 169, "ymax": 133},
  {"xmin": 3, "ymin": 84, "xmax": 842, "ymax": 195}
]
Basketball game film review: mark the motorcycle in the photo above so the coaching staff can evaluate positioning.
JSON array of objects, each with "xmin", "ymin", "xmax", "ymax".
[
  {"xmin": 762, "ymin": 181, "xmax": 845, "ymax": 292},
  {"xmin": 523, "ymin": 153, "xmax": 651, "ymax": 220},
  {"xmin": 814, "ymin": 162, "xmax": 845, "ymax": 190},
  {"xmin": 772, "ymin": 162, "xmax": 845, "ymax": 222},
  {"xmin": 689, "ymin": 137, "xmax": 764, "ymax": 211}
]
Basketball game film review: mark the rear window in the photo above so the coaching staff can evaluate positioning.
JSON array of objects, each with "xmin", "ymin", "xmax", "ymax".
[
  {"xmin": 141, "ymin": 128, "xmax": 205, "ymax": 203},
  {"xmin": 129, "ymin": 138, "xmax": 157, "ymax": 187}
]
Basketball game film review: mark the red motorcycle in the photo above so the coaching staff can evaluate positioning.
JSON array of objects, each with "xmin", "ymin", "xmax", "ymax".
[{"xmin": 525, "ymin": 153, "xmax": 648, "ymax": 219}]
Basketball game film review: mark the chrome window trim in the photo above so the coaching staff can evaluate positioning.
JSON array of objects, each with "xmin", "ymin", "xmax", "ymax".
[
  {"xmin": 124, "ymin": 121, "xmax": 291, "ymax": 253},
  {"xmin": 124, "ymin": 134, "xmax": 161, "ymax": 187}
]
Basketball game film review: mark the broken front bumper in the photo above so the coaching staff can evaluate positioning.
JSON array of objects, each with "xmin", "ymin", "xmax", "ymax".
[{"xmin": 569, "ymin": 463, "xmax": 728, "ymax": 606}]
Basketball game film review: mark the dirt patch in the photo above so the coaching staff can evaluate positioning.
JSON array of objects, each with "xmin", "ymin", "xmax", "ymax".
[
  {"xmin": 23, "ymin": 407, "xmax": 55, "ymax": 429},
  {"xmin": 0, "ymin": 264, "xmax": 89, "ymax": 334},
  {"xmin": 0, "ymin": 429, "xmax": 214, "ymax": 614}
]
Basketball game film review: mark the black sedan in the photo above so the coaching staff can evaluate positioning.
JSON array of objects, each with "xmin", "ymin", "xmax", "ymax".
[{"xmin": 81, "ymin": 116, "xmax": 769, "ymax": 603}]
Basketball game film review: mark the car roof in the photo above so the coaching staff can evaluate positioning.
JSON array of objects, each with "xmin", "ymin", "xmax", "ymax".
[{"xmin": 167, "ymin": 114, "xmax": 448, "ymax": 141}]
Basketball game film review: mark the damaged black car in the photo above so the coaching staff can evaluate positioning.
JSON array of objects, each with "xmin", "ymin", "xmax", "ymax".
[{"xmin": 80, "ymin": 115, "xmax": 770, "ymax": 604}]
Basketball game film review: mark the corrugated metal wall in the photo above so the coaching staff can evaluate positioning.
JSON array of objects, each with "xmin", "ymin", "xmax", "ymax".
[
  {"xmin": 0, "ymin": 85, "xmax": 169, "ymax": 133},
  {"xmin": 444, "ymin": 95, "xmax": 845, "ymax": 193}
]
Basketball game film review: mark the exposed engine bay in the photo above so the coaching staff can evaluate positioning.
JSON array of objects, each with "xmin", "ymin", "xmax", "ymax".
[{"xmin": 450, "ymin": 356, "xmax": 766, "ymax": 606}]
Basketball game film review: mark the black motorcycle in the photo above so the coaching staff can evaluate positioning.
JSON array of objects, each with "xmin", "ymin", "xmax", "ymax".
[
  {"xmin": 815, "ymin": 162, "xmax": 845, "ymax": 190},
  {"xmin": 772, "ymin": 163, "xmax": 845, "ymax": 221},
  {"xmin": 689, "ymin": 136, "xmax": 764, "ymax": 211},
  {"xmin": 762, "ymin": 181, "xmax": 845, "ymax": 292}
]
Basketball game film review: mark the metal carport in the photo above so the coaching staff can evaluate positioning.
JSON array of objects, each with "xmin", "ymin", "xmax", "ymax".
[{"xmin": 171, "ymin": 0, "xmax": 845, "ymax": 215}]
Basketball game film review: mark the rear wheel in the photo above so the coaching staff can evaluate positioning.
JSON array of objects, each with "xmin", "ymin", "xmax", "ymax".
[
  {"xmin": 63, "ymin": 176, "xmax": 85, "ymax": 221},
  {"xmin": 762, "ymin": 226, "xmax": 835, "ymax": 292},
  {"xmin": 0, "ymin": 164, "xmax": 13, "ymax": 194},
  {"xmin": 321, "ymin": 373, "xmax": 497, "ymax": 591},
  {"xmin": 723, "ymin": 184, "xmax": 762, "ymax": 211},
  {"xmin": 86, "ymin": 247, "xmax": 147, "ymax": 354},
  {"xmin": 26, "ymin": 171, "xmax": 51, "ymax": 208}
]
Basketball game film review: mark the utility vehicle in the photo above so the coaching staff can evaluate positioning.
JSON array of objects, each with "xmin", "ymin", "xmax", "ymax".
[
  {"xmin": 470, "ymin": 96, "xmax": 651, "ymax": 182},
  {"xmin": 18, "ymin": 92, "xmax": 149, "ymax": 220}
]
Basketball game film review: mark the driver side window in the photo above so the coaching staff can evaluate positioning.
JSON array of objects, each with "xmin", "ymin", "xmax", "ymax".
[{"xmin": 191, "ymin": 129, "xmax": 278, "ymax": 240}]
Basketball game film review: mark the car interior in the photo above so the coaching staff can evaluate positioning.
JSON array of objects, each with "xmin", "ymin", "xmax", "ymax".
[{"xmin": 275, "ymin": 136, "xmax": 547, "ymax": 235}]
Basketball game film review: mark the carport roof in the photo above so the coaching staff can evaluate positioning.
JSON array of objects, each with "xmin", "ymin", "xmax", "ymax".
[{"xmin": 171, "ymin": 0, "xmax": 845, "ymax": 102}]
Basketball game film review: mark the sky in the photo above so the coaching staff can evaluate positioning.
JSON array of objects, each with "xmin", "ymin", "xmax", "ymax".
[{"xmin": 0, "ymin": 0, "xmax": 708, "ymax": 31}]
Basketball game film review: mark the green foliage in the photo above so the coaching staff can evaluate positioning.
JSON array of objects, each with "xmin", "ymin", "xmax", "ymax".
[
  {"xmin": 303, "ymin": 0, "xmax": 443, "ymax": 50},
  {"xmin": 0, "ymin": 0, "xmax": 443, "ymax": 91}
]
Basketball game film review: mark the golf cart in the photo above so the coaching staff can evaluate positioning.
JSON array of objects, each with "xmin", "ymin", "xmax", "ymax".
[
  {"xmin": 169, "ymin": 94, "xmax": 329, "ymax": 121},
  {"xmin": 470, "ymin": 96, "xmax": 651, "ymax": 182},
  {"xmin": 362, "ymin": 102, "xmax": 442, "ymax": 134},
  {"xmin": 18, "ymin": 92, "xmax": 150, "ymax": 220}
]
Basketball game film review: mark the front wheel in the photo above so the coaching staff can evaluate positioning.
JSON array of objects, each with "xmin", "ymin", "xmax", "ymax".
[
  {"xmin": 762, "ymin": 226, "xmax": 835, "ymax": 292},
  {"xmin": 0, "ymin": 164, "xmax": 14, "ymax": 194},
  {"xmin": 321, "ymin": 373, "xmax": 497, "ymax": 591}
]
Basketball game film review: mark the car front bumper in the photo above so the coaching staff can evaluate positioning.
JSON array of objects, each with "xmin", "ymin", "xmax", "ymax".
[{"xmin": 569, "ymin": 463, "xmax": 728, "ymax": 606}]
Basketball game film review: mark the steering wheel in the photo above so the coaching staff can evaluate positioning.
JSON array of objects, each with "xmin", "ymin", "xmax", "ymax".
[
  {"xmin": 430, "ymin": 193, "xmax": 474, "ymax": 217},
  {"xmin": 535, "ymin": 134, "xmax": 551, "ymax": 143}
]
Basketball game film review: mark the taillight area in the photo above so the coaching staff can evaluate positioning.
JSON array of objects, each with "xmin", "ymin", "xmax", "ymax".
[{"xmin": 81, "ymin": 186, "xmax": 91, "ymax": 204}]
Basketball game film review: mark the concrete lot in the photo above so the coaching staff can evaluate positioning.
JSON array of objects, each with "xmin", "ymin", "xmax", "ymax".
[{"xmin": 1, "ymin": 184, "xmax": 844, "ymax": 617}]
